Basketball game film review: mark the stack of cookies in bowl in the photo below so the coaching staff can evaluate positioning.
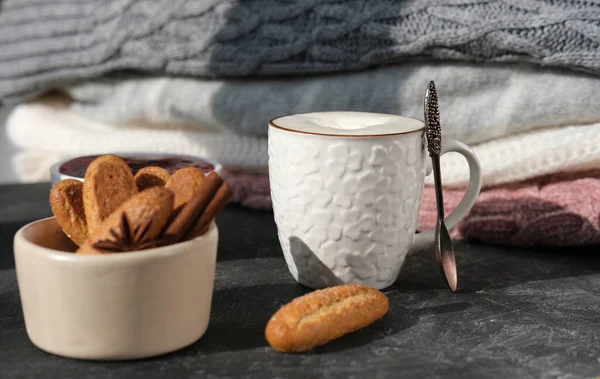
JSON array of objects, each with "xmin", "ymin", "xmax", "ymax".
[
  {"xmin": 50, "ymin": 154, "xmax": 230, "ymax": 253},
  {"xmin": 13, "ymin": 154, "xmax": 231, "ymax": 360}
]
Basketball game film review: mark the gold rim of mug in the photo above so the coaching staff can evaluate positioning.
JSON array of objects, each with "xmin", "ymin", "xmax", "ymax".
[{"xmin": 268, "ymin": 112, "xmax": 425, "ymax": 138}]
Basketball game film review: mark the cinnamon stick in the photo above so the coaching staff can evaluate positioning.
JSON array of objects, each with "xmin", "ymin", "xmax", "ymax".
[
  {"xmin": 162, "ymin": 171, "xmax": 223, "ymax": 243},
  {"xmin": 184, "ymin": 181, "xmax": 232, "ymax": 240}
]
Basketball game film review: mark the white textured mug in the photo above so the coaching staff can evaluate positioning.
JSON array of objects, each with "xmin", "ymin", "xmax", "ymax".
[{"xmin": 268, "ymin": 111, "xmax": 482, "ymax": 290}]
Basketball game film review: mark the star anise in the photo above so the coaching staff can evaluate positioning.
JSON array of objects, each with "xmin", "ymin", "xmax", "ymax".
[{"xmin": 92, "ymin": 212, "xmax": 167, "ymax": 252}]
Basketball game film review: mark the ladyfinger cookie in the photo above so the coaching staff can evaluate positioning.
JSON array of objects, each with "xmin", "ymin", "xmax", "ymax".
[
  {"xmin": 49, "ymin": 179, "xmax": 87, "ymax": 246},
  {"xmin": 162, "ymin": 171, "xmax": 224, "ymax": 243},
  {"xmin": 83, "ymin": 155, "xmax": 137, "ymax": 235},
  {"xmin": 265, "ymin": 284, "xmax": 389, "ymax": 353},
  {"xmin": 77, "ymin": 186, "xmax": 174, "ymax": 254},
  {"xmin": 165, "ymin": 167, "xmax": 206, "ymax": 210},
  {"xmin": 134, "ymin": 166, "xmax": 171, "ymax": 191}
]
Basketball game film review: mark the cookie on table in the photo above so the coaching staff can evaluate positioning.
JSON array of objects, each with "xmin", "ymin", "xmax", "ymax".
[{"xmin": 265, "ymin": 284, "xmax": 389, "ymax": 353}]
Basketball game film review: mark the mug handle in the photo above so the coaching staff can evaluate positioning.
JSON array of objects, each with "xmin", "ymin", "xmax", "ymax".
[{"xmin": 408, "ymin": 138, "xmax": 482, "ymax": 254}]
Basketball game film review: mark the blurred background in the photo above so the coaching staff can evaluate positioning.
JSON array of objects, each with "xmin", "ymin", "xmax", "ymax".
[
  {"xmin": 0, "ymin": 108, "xmax": 15, "ymax": 182},
  {"xmin": 1, "ymin": 0, "xmax": 599, "ymax": 247}
]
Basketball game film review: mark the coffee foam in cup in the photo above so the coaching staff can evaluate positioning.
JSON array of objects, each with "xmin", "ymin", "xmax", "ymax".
[{"xmin": 271, "ymin": 112, "xmax": 424, "ymax": 136}]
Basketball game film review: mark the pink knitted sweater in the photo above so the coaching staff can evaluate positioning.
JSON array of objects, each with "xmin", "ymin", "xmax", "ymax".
[
  {"xmin": 418, "ymin": 170, "xmax": 600, "ymax": 247},
  {"xmin": 222, "ymin": 169, "xmax": 600, "ymax": 247}
]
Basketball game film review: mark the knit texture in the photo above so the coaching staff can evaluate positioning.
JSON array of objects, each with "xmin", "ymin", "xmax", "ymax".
[
  {"xmin": 221, "ymin": 169, "xmax": 271, "ymax": 210},
  {"xmin": 63, "ymin": 62, "xmax": 600, "ymax": 145},
  {"xmin": 436, "ymin": 123, "xmax": 600, "ymax": 188},
  {"xmin": 418, "ymin": 170, "xmax": 600, "ymax": 247},
  {"xmin": 7, "ymin": 94, "xmax": 268, "ymax": 173},
  {"xmin": 7, "ymin": 96, "xmax": 600, "ymax": 189},
  {"xmin": 2, "ymin": 0, "xmax": 600, "ymax": 103}
]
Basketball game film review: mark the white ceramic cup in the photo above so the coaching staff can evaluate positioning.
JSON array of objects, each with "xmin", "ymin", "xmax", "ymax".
[
  {"xmin": 14, "ymin": 217, "xmax": 218, "ymax": 360},
  {"xmin": 268, "ymin": 111, "xmax": 482, "ymax": 290}
]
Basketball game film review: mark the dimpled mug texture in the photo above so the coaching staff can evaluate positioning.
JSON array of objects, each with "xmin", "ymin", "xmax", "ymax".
[{"xmin": 269, "ymin": 121, "xmax": 427, "ymax": 290}]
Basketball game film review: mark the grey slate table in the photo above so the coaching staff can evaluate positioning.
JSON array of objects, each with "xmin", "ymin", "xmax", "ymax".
[{"xmin": 1, "ymin": 183, "xmax": 600, "ymax": 379}]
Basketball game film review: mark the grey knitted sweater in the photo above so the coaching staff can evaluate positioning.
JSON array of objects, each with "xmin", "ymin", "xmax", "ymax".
[{"xmin": 1, "ymin": 0, "xmax": 600, "ymax": 103}]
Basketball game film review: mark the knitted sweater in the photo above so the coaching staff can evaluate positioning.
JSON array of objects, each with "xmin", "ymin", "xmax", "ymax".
[
  {"xmin": 7, "ymin": 95, "xmax": 600, "ymax": 189},
  {"xmin": 1, "ymin": 0, "xmax": 600, "ymax": 103},
  {"xmin": 418, "ymin": 170, "xmax": 600, "ymax": 247},
  {"xmin": 62, "ymin": 61, "xmax": 600, "ymax": 145}
]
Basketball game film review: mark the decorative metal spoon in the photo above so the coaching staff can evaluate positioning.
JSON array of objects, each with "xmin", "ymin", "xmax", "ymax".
[{"xmin": 424, "ymin": 80, "xmax": 458, "ymax": 292}]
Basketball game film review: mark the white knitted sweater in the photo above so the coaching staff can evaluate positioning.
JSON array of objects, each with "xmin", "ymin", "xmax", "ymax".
[{"xmin": 7, "ymin": 95, "xmax": 600, "ymax": 187}]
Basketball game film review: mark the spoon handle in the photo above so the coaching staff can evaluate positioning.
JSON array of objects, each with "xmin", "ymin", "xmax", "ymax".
[{"xmin": 431, "ymin": 153, "xmax": 445, "ymax": 221}]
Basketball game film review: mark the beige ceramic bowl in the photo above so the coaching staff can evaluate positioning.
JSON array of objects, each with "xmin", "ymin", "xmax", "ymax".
[{"xmin": 13, "ymin": 216, "xmax": 218, "ymax": 360}]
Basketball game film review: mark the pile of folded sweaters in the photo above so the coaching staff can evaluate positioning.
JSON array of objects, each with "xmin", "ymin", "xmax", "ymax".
[{"xmin": 1, "ymin": 0, "xmax": 599, "ymax": 247}]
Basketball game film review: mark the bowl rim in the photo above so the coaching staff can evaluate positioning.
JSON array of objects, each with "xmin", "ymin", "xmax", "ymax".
[
  {"xmin": 50, "ymin": 152, "xmax": 224, "ymax": 183},
  {"xmin": 14, "ymin": 216, "xmax": 218, "ymax": 264}
]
